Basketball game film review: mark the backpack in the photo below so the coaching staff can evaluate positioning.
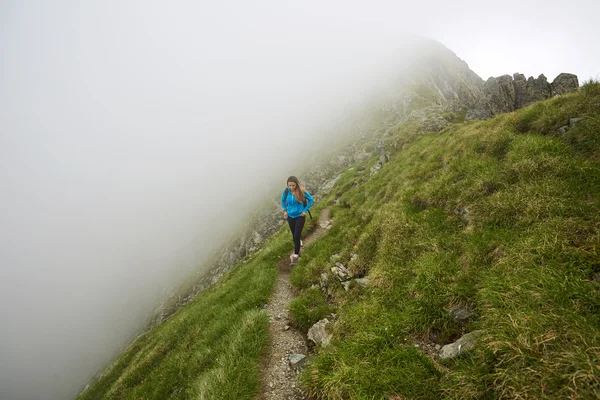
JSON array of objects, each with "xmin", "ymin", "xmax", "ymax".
[{"xmin": 284, "ymin": 188, "xmax": 313, "ymax": 219}]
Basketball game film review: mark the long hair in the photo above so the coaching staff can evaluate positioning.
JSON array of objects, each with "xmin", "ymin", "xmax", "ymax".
[{"xmin": 286, "ymin": 176, "xmax": 306, "ymax": 203}]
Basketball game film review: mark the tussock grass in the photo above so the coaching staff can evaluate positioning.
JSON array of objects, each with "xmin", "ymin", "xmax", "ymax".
[
  {"xmin": 289, "ymin": 286, "xmax": 333, "ymax": 331},
  {"xmin": 293, "ymin": 83, "xmax": 600, "ymax": 399}
]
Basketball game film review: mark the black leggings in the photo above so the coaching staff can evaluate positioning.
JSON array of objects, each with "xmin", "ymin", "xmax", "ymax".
[{"xmin": 287, "ymin": 216, "xmax": 305, "ymax": 255}]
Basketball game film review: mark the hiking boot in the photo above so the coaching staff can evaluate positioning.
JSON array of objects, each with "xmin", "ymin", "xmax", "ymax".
[{"xmin": 290, "ymin": 254, "xmax": 299, "ymax": 266}]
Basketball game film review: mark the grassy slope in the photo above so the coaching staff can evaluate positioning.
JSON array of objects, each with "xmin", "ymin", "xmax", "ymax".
[
  {"xmin": 78, "ymin": 83, "xmax": 599, "ymax": 400},
  {"xmin": 76, "ymin": 209, "xmax": 319, "ymax": 400},
  {"xmin": 77, "ymin": 231, "xmax": 284, "ymax": 400},
  {"xmin": 290, "ymin": 83, "xmax": 600, "ymax": 399}
]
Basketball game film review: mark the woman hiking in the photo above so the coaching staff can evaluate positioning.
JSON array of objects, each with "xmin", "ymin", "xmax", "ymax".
[{"xmin": 281, "ymin": 176, "xmax": 314, "ymax": 266}]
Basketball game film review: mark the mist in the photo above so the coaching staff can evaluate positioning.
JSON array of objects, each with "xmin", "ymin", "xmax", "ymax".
[{"xmin": 1, "ymin": 1, "xmax": 598, "ymax": 399}]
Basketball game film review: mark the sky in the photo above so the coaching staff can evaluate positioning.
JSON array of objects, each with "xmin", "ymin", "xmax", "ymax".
[{"xmin": 1, "ymin": 1, "xmax": 598, "ymax": 399}]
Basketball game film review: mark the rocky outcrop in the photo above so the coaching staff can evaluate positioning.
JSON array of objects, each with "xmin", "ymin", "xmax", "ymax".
[
  {"xmin": 514, "ymin": 73, "xmax": 552, "ymax": 108},
  {"xmin": 551, "ymin": 73, "xmax": 579, "ymax": 95},
  {"xmin": 467, "ymin": 73, "xmax": 579, "ymax": 120}
]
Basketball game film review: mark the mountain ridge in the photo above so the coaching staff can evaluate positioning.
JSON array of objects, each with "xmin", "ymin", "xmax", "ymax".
[{"xmin": 75, "ymin": 41, "xmax": 598, "ymax": 399}]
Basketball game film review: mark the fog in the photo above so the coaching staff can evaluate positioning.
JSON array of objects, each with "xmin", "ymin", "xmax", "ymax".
[{"xmin": 1, "ymin": 1, "xmax": 598, "ymax": 399}]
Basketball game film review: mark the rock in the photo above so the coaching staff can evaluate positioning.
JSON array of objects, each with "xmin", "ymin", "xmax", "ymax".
[
  {"xmin": 416, "ymin": 112, "xmax": 450, "ymax": 133},
  {"xmin": 449, "ymin": 306, "xmax": 473, "ymax": 322},
  {"xmin": 513, "ymin": 73, "xmax": 551, "ymax": 108},
  {"xmin": 485, "ymin": 74, "xmax": 517, "ymax": 115},
  {"xmin": 467, "ymin": 72, "xmax": 577, "ymax": 120},
  {"xmin": 354, "ymin": 277, "xmax": 370, "ymax": 287},
  {"xmin": 439, "ymin": 330, "xmax": 484, "ymax": 359},
  {"xmin": 370, "ymin": 161, "xmax": 383, "ymax": 176},
  {"xmin": 435, "ymin": 344, "xmax": 441, "ymax": 350},
  {"xmin": 569, "ymin": 117, "xmax": 583, "ymax": 127},
  {"xmin": 376, "ymin": 140, "xmax": 389, "ymax": 164},
  {"xmin": 330, "ymin": 254, "xmax": 341, "ymax": 262},
  {"xmin": 319, "ymin": 221, "xmax": 331, "ymax": 229},
  {"xmin": 342, "ymin": 281, "xmax": 351, "ymax": 291},
  {"xmin": 288, "ymin": 353, "xmax": 307, "ymax": 371},
  {"xmin": 551, "ymin": 73, "xmax": 579, "ymax": 95},
  {"xmin": 321, "ymin": 175, "xmax": 341, "ymax": 195},
  {"xmin": 557, "ymin": 125, "xmax": 569, "ymax": 135},
  {"xmin": 331, "ymin": 263, "xmax": 352, "ymax": 281},
  {"xmin": 308, "ymin": 318, "xmax": 333, "ymax": 347}
]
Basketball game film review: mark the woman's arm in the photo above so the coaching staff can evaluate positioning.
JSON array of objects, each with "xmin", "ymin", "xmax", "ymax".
[
  {"xmin": 304, "ymin": 191, "xmax": 314, "ymax": 212},
  {"xmin": 281, "ymin": 190, "xmax": 287, "ymax": 210}
]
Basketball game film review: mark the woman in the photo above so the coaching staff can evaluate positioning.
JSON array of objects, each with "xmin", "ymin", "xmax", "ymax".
[{"xmin": 281, "ymin": 176, "xmax": 314, "ymax": 266}]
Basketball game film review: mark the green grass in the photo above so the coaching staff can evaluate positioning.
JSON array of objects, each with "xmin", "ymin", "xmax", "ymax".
[
  {"xmin": 290, "ymin": 83, "xmax": 600, "ymax": 399},
  {"xmin": 76, "ymin": 232, "xmax": 292, "ymax": 400},
  {"xmin": 78, "ymin": 83, "xmax": 600, "ymax": 400}
]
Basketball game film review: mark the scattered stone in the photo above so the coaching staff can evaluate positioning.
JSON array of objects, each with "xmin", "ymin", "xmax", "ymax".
[
  {"xmin": 569, "ymin": 117, "xmax": 583, "ymax": 127},
  {"xmin": 440, "ymin": 330, "xmax": 484, "ymax": 359},
  {"xmin": 320, "ymin": 273, "xmax": 329, "ymax": 288},
  {"xmin": 288, "ymin": 354, "xmax": 307, "ymax": 371},
  {"xmin": 308, "ymin": 318, "xmax": 333, "ymax": 347},
  {"xmin": 370, "ymin": 161, "xmax": 383, "ymax": 176},
  {"xmin": 354, "ymin": 277, "xmax": 370, "ymax": 287},
  {"xmin": 449, "ymin": 306, "xmax": 473, "ymax": 322},
  {"xmin": 342, "ymin": 281, "xmax": 351, "ymax": 291},
  {"xmin": 376, "ymin": 139, "xmax": 389, "ymax": 164},
  {"xmin": 557, "ymin": 125, "xmax": 569, "ymax": 135},
  {"xmin": 435, "ymin": 344, "xmax": 441, "ymax": 350},
  {"xmin": 283, "ymin": 325, "xmax": 290, "ymax": 331},
  {"xmin": 331, "ymin": 263, "xmax": 352, "ymax": 281}
]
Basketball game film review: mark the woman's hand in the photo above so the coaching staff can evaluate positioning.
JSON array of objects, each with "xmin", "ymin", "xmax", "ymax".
[
  {"xmin": 283, "ymin": 211, "xmax": 288, "ymax": 219},
  {"xmin": 301, "ymin": 212, "xmax": 306, "ymax": 217}
]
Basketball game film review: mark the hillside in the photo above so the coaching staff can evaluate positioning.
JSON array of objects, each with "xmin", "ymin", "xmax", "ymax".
[
  {"xmin": 290, "ymin": 80, "xmax": 600, "ymax": 399},
  {"xmin": 76, "ymin": 52, "xmax": 599, "ymax": 398}
]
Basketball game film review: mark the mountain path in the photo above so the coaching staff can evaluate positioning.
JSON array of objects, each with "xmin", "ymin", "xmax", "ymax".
[{"xmin": 259, "ymin": 208, "xmax": 331, "ymax": 400}]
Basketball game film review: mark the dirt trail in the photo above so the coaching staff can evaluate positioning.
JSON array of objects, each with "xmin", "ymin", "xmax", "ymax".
[{"xmin": 260, "ymin": 209, "xmax": 331, "ymax": 400}]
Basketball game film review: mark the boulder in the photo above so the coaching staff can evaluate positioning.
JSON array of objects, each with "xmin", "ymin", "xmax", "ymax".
[
  {"xmin": 551, "ymin": 73, "xmax": 579, "ymax": 95},
  {"xmin": 308, "ymin": 318, "xmax": 333, "ymax": 347}
]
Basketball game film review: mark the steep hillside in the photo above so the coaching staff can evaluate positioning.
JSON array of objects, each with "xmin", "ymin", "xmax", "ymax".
[
  {"xmin": 290, "ymin": 81, "xmax": 600, "ymax": 399},
  {"xmin": 78, "ymin": 80, "xmax": 599, "ymax": 399},
  {"xmin": 75, "ymin": 37, "xmax": 598, "ymax": 397}
]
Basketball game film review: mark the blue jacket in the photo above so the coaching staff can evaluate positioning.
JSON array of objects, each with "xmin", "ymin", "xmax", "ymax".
[{"xmin": 281, "ymin": 189, "xmax": 314, "ymax": 218}]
